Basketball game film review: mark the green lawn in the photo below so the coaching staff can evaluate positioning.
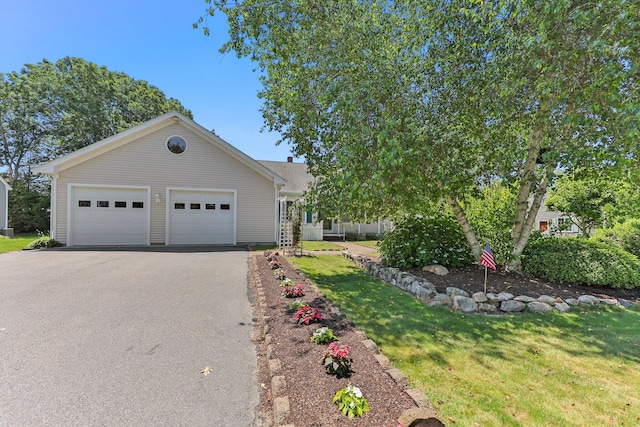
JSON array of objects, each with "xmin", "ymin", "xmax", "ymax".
[
  {"xmin": 301, "ymin": 240, "xmax": 344, "ymax": 251},
  {"xmin": 289, "ymin": 254, "xmax": 640, "ymax": 426},
  {"xmin": 0, "ymin": 234, "xmax": 39, "ymax": 254},
  {"xmin": 349, "ymin": 240, "xmax": 380, "ymax": 249}
]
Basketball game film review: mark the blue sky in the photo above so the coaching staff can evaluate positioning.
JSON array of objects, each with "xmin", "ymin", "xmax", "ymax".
[{"xmin": 0, "ymin": 0, "xmax": 295, "ymax": 162}]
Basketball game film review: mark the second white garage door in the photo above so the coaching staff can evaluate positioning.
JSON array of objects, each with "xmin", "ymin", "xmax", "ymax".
[{"xmin": 168, "ymin": 189, "xmax": 235, "ymax": 245}]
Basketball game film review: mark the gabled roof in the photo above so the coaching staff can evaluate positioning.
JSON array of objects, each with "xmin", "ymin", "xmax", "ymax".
[
  {"xmin": 33, "ymin": 111, "xmax": 287, "ymax": 186},
  {"xmin": 258, "ymin": 160, "xmax": 314, "ymax": 197},
  {"xmin": 0, "ymin": 176, "xmax": 11, "ymax": 191}
]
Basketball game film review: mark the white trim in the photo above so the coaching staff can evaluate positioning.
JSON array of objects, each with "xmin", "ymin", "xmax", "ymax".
[
  {"xmin": 0, "ymin": 176, "xmax": 10, "ymax": 230},
  {"xmin": 67, "ymin": 183, "xmax": 151, "ymax": 246},
  {"xmin": 165, "ymin": 187, "xmax": 237, "ymax": 245},
  {"xmin": 165, "ymin": 134, "xmax": 188, "ymax": 155},
  {"xmin": 50, "ymin": 174, "xmax": 58, "ymax": 238}
]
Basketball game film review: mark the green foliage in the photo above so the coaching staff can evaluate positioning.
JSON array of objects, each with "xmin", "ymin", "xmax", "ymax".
[
  {"xmin": 204, "ymin": 0, "xmax": 639, "ymax": 269},
  {"xmin": 379, "ymin": 215, "xmax": 473, "ymax": 268},
  {"xmin": 522, "ymin": 237, "xmax": 640, "ymax": 289},
  {"xmin": 288, "ymin": 300, "xmax": 307, "ymax": 310},
  {"xmin": 332, "ymin": 385, "xmax": 370, "ymax": 418},
  {"xmin": 310, "ymin": 327, "xmax": 338, "ymax": 345},
  {"xmin": 8, "ymin": 177, "xmax": 50, "ymax": 233},
  {"xmin": 25, "ymin": 232, "xmax": 62, "ymax": 250},
  {"xmin": 591, "ymin": 219, "xmax": 640, "ymax": 258},
  {"xmin": 463, "ymin": 184, "xmax": 517, "ymax": 267},
  {"xmin": 545, "ymin": 174, "xmax": 614, "ymax": 236}
]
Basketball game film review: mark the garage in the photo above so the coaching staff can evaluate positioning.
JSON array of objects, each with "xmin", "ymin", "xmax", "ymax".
[
  {"xmin": 70, "ymin": 186, "xmax": 150, "ymax": 246},
  {"xmin": 168, "ymin": 189, "xmax": 235, "ymax": 245}
]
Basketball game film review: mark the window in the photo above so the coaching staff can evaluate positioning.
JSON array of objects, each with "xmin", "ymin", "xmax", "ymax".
[
  {"xmin": 205, "ymin": 203, "xmax": 216, "ymax": 210},
  {"xmin": 174, "ymin": 203, "xmax": 185, "ymax": 210},
  {"xmin": 167, "ymin": 136, "xmax": 187, "ymax": 154},
  {"xmin": 97, "ymin": 201, "xmax": 109, "ymax": 208},
  {"xmin": 190, "ymin": 203, "xmax": 201, "ymax": 210},
  {"xmin": 132, "ymin": 202, "xmax": 144, "ymax": 209},
  {"xmin": 306, "ymin": 209, "xmax": 313, "ymax": 223},
  {"xmin": 115, "ymin": 201, "xmax": 127, "ymax": 208},
  {"xmin": 220, "ymin": 204, "xmax": 230, "ymax": 210},
  {"xmin": 78, "ymin": 200, "xmax": 91, "ymax": 207}
]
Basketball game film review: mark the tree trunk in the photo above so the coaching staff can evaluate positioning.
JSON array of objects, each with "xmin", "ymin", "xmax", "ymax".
[{"xmin": 447, "ymin": 194, "xmax": 483, "ymax": 261}]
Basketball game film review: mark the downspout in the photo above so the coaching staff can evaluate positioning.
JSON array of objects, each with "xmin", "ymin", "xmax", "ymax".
[{"xmin": 50, "ymin": 173, "xmax": 59, "ymax": 240}]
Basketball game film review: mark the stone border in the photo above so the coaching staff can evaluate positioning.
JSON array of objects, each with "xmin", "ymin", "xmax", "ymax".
[
  {"xmin": 249, "ymin": 253, "xmax": 444, "ymax": 427},
  {"xmin": 343, "ymin": 251, "xmax": 632, "ymax": 314}
]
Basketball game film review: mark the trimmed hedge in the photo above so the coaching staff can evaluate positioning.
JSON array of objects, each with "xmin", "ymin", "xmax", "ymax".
[
  {"xmin": 379, "ymin": 215, "xmax": 473, "ymax": 268},
  {"xmin": 591, "ymin": 218, "xmax": 640, "ymax": 258},
  {"xmin": 522, "ymin": 237, "xmax": 640, "ymax": 289}
]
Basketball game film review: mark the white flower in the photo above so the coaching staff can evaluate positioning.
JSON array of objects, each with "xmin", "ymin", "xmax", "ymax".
[
  {"xmin": 352, "ymin": 386, "xmax": 363, "ymax": 398},
  {"xmin": 349, "ymin": 402, "xmax": 355, "ymax": 408}
]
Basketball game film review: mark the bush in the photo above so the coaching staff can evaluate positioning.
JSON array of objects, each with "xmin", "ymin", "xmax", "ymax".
[
  {"xmin": 25, "ymin": 235, "xmax": 63, "ymax": 250},
  {"xmin": 591, "ymin": 219, "xmax": 640, "ymax": 258},
  {"xmin": 522, "ymin": 237, "xmax": 640, "ymax": 289},
  {"xmin": 379, "ymin": 214, "xmax": 474, "ymax": 268}
]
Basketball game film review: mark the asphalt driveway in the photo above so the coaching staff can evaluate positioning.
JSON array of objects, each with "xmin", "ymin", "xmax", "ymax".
[{"xmin": 0, "ymin": 247, "xmax": 260, "ymax": 426}]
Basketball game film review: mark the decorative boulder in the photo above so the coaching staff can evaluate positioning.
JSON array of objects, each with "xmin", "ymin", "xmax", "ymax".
[
  {"xmin": 446, "ymin": 287, "xmax": 469, "ymax": 298},
  {"xmin": 423, "ymin": 265, "xmax": 449, "ymax": 276},
  {"xmin": 453, "ymin": 296, "xmax": 478, "ymax": 313},
  {"xmin": 555, "ymin": 302, "xmax": 571, "ymax": 313},
  {"xmin": 500, "ymin": 300, "xmax": 526, "ymax": 312},
  {"xmin": 578, "ymin": 295, "xmax": 600, "ymax": 305},
  {"xmin": 527, "ymin": 302, "xmax": 554, "ymax": 314},
  {"xmin": 472, "ymin": 292, "xmax": 488, "ymax": 303}
]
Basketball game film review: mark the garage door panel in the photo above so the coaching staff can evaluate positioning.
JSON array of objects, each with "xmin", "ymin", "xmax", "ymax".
[
  {"xmin": 169, "ymin": 190, "xmax": 234, "ymax": 245},
  {"xmin": 71, "ymin": 187, "xmax": 149, "ymax": 246}
]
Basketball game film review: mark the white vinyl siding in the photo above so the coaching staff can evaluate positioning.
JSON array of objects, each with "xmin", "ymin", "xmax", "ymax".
[{"xmin": 53, "ymin": 122, "xmax": 276, "ymax": 245}]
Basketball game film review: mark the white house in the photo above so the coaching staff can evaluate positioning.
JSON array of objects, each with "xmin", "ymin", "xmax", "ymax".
[
  {"xmin": 534, "ymin": 195, "xmax": 581, "ymax": 236},
  {"xmin": 0, "ymin": 176, "xmax": 11, "ymax": 232},
  {"xmin": 33, "ymin": 112, "xmax": 286, "ymax": 247}
]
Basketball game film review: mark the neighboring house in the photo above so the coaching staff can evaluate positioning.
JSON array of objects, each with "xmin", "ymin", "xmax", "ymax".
[
  {"xmin": 534, "ymin": 195, "xmax": 581, "ymax": 236},
  {"xmin": 258, "ymin": 158, "xmax": 391, "ymax": 242},
  {"xmin": 33, "ymin": 111, "xmax": 286, "ymax": 247},
  {"xmin": 0, "ymin": 176, "xmax": 11, "ymax": 232}
]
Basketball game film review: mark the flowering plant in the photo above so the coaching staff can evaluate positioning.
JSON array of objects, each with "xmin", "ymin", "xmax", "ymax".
[
  {"xmin": 294, "ymin": 305, "xmax": 323, "ymax": 325},
  {"xmin": 310, "ymin": 327, "xmax": 338, "ymax": 344},
  {"xmin": 332, "ymin": 385, "xmax": 370, "ymax": 418},
  {"xmin": 322, "ymin": 342, "xmax": 353, "ymax": 378},
  {"xmin": 279, "ymin": 278, "xmax": 293, "ymax": 287},
  {"xmin": 273, "ymin": 269, "xmax": 287, "ymax": 280},
  {"xmin": 289, "ymin": 299, "xmax": 307, "ymax": 310},
  {"xmin": 283, "ymin": 284, "xmax": 305, "ymax": 298},
  {"xmin": 270, "ymin": 260, "xmax": 281, "ymax": 270}
]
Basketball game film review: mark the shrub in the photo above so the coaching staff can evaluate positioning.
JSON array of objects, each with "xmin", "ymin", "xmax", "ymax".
[
  {"xmin": 25, "ymin": 235, "xmax": 63, "ymax": 250},
  {"xmin": 379, "ymin": 214, "xmax": 473, "ymax": 268},
  {"xmin": 345, "ymin": 232, "xmax": 364, "ymax": 241},
  {"xmin": 591, "ymin": 219, "xmax": 640, "ymax": 258},
  {"xmin": 522, "ymin": 237, "xmax": 640, "ymax": 289}
]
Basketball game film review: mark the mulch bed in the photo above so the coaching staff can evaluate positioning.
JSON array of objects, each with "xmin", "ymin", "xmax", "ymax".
[
  {"xmin": 252, "ymin": 252, "xmax": 417, "ymax": 427},
  {"xmin": 406, "ymin": 265, "xmax": 640, "ymax": 304}
]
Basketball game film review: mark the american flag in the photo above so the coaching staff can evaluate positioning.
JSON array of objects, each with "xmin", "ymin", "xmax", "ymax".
[{"xmin": 480, "ymin": 243, "xmax": 497, "ymax": 271}]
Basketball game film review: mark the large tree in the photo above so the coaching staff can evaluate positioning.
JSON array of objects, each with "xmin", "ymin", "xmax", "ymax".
[
  {"xmin": 0, "ymin": 57, "xmax": 192, "ymax": 181},
  {"xmin": 200, "ymin": 0, "xmax": 639, "ymax": 270}
]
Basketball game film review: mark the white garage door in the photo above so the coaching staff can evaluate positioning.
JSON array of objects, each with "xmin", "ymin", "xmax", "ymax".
[
  {"xmin": 71, "ymin": 186, "xmax": 149, "ymax": 246},
  {"xmin": 169, "ymin": 190, "xmax": 235, "ymax": 245}
]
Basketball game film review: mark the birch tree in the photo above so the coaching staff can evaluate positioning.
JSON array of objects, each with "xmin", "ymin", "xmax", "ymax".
[{"xmin": 200, "ymin": 0, "xmax": 639, "ymax": 270}]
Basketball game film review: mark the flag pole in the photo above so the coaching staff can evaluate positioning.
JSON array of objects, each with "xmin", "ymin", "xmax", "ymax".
[{"xmin": 483, "ymin": 265, "xmax": 488, "ymax": 294}]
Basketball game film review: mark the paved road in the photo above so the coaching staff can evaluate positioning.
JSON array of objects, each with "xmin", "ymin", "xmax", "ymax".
[{"xmin": 0, "ymin": 247, "xmax": 259, "ymax": 426}]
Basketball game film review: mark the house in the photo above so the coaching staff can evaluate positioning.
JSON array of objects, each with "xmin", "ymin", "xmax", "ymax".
[
  {"xmin": 534, "ymin": 195, "xmax": 580, "ymax": 236},
  {"xmin": 33, "ymin": 111, "xmax": 286, "ymax": 246},
  {"xmin": 0, "ymin": 176, "xmax": 11, "ymax": 233},
  {"xmin": 259, "ymin": 158, "xmax": 391, "ymax": 242}
]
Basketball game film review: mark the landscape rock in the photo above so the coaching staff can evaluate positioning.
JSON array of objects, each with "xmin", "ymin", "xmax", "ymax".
[
  {"xmin": 498, "ymin": 292, "xmax": 515, "ymax": 301},
  {"xmin": 446, "ymin": 287, "xmax": 469, "ymax": 298},
  {"xmin": 500, "ymin": 300, "xmax": 526, "ymax": 312},
  {"xmin": 387, "ymin": 367, "xmax": 409, "ymax": 388},
  {"xmin": 273, "ymin": 396, "xmax": 290, "ymax": 425},
  {"xmin": 514, "ymin": 295, "xmax": 536, "ymax": 303},
  {"xmin": 398, "ymin": 407, "xmax": 445, "ymax": 427},
  {"xmin": 423, "ymin": 265, "xmax": 449, "ymax": 276},
  {"xmin": 472, "ymin": 292, "xmax": 488, "ymax": 303},
  {"xmin": 432, "ymin": 293, "xmax": 453, "ymax": 307},
  {"xmin": 537, "ymin": 295, "xmax": 557, "ymax": 305},
  {"xmin": 619, "ymin": 299, "xmax": 633, "ymax": 308},
  {"xmin": 555, "ymin": 302, "xmax": 571, "ymax": 313},
  {"xmin": 566, "ymin": 298, "xmax": 580, "ymax": 306},
  {"xmin": 478, "ymin": 303, "xmax": 497, "ymax": 313},
  {"xmin": 599, "ymin": 298, "xmax": 619, "ymax": 306},
  {"xmin": 578, "ymin": 295, "xmax": 600, "ymax": 305},
  {"xmin": 452, "ymin": 295, "xmax": 478, "ymax": 313},
  {"xmin": 527, "ymin": 302, "xmax": 554, "ymax": 314}
]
